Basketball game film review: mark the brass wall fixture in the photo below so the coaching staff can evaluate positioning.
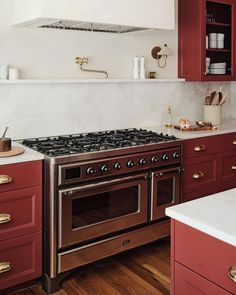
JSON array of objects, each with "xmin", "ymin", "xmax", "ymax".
[
  {"xmin": 75, "ymin": 57, "xmax": 108, "ymax": 78},
  {"xmin": 151, "ymin": 44, "xmax": 173, "ymax": 68}
]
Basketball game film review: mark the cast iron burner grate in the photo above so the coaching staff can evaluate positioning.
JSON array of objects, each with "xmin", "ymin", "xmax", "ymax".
[{"xmin": 21, "ymin": 128, "xmax": 177, "ymax": 157}]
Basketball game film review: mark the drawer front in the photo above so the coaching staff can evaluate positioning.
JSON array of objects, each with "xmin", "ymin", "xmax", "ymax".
[
  {"xmin": 175, "ymin": 262, "xmax": 231, "ymax": 295},
  {"xmin": 221, "ymin": 150, "xmax": 236, "ymax": 184},
  {"xmin": 182, "ymin": 186, "xmax": 218, "ymax": 202},
  {"xmin": 222, "ymin": 132, "xmax": 236, "ymax": 152},
  {"xmin": 0, "ymin": 187, "xmax": 42, "ymax": 241},
  {"xmin": 0, "ymin": 161, "xmax": 42, "ymax": 193},
  {"xmin": 183, "ymin": 155, "xmax": 219, "ymax": 193},
  {"xmin": 175, "ymin": 221, "xmax": 236, "ymax": 294},
  {"xmin": 0, "ymin": 232, "xmax": 42, "ymax": 290},
  {"xmin": 58, "ymin": 221, "xmax": 170, "ymax": 273},
  {"xmin": 184, "ymin": 133, "xmax": 236, "ymax": 159}
]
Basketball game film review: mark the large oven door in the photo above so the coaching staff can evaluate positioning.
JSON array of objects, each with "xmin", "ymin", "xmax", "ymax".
[
  {"xmin": 150, "ymin": 167, "xmax": 181, "ymax": 221},
  {"xmin": 58, "ymin": 173, "xmax": 148, "ymax": 248}
]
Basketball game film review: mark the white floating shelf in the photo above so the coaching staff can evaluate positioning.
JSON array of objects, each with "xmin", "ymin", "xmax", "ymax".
[{"xmin": 0, "ymin": 78, "xmax": 185, "ymax": 84}]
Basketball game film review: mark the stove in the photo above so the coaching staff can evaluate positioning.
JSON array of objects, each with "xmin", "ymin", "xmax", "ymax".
[
  {"xmin": 21, "ymin": 128, "xmax": 182, "ymax": 294},
  {"xmin": 22, "ymin": 128, "xmax": 177, "ymax": 157}
]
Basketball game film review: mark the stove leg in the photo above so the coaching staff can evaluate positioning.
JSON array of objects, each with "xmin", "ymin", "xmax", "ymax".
[{"xmin": 42, "ymin": 273, "xmax": 64, "ymax": 294}]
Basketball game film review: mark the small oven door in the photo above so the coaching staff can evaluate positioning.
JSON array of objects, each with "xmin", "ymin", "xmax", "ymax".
[
  {"xmin": 58, "ymin": 173, "xmax": 148, "ymax": 248},
  {"xmin": 150, "ymin": 167, "xmax": 181, "ymax": 221}
]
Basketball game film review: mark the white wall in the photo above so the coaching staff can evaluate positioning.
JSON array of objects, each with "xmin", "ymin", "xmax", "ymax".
[
  {"xmin": 0, "ymin": 0, "xmax": 235, "ymax": 140},
  {"xmin": 0, "ymin": 0, "xmax": 177, "ymax": 79}
]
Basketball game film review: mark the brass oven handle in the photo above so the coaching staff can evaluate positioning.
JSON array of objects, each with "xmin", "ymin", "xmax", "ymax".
[
  {"xmin": 0, "ymin": 262, "xmax": 12, "ymax": 274},
  {"xmin": 193, "ymin": 171, "xmax": 205, "ymax": 180},
  {"xmin": 194, "ymin": 145, "xmax": 206, "ymax": 152},
  {"xmin": 0, "ymin": 175, "xmax": 13, "ymax": 185},
  {"xmin": 233, "ymin": 141, "xmax": 236, "ymax": 145},
  {"xmin": 0, "ymin": 214, "xmax": 11, "ymax": 224},
  {"xmin": 232, "ymin": 166, "xmax": 236, "ymax": 170},
  {"xmin": 228, "ymin": 266, "xmax": 236, "ymax": 283}
]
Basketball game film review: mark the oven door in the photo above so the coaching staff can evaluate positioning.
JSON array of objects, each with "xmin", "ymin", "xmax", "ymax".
[
  {"xmin": 150, "ymin": 167, "xmax": 181, "ymax": 221},
  {"xmin": 58, "ymin": 173, "xmax": 148, "ymax": 248}
]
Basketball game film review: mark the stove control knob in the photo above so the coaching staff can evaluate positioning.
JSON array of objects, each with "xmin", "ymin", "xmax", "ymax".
[
  {"xmin": 86, "ymin": 167, "xmax": 96, "ymax": 175},
  {"xmin": 100, "ymin": 165, "xmax": 109, "ymax": 173},
  {"xmin": 127, "ymin": 160, "xmax": 135, "ymax": 168},
  {"xmin": 114, "ymin": 162, "xmax": 122, "ymax": 170},
  {"xmin": 139, "ymin": 158, "xmax": 146, "ymax": 166},
  {"xmin": 150, "ymin": 156, "xmax": 158, "ymax": 164},
  {"xmin": 162, "ymin": 154, "xmax": 169, "ymax": 161},
  {"xmin": 172, "ymin": 152, "xmax": 180, "ymax": 159}
]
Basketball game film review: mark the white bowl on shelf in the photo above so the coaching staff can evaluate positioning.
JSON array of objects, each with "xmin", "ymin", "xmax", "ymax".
[
  {"xmin": 210, "ymin": 62, "xmax": 226, "ymax": 69},
  {"xmin": 209, "ymin": 68, "xmax": 226, "ymax": 74}
]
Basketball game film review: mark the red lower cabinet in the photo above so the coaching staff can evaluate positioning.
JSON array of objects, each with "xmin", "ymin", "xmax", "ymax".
[
  {"xmin": 0, "ymin": 232, "xmax": 42, "ymax": 290},
  {"xmin": 0, "ymin": 161, "xmax": 42, "ymax": 291},
  {"xmin": 175, "ymin": 263, "xmax": 231, "ymax": 295},
  {"xmin": 183, "ymin": 133, "xmax": 236, "ymax": 202},
  {"xmin": 172, "ymin": 220, "xmax": 236, "ymax": 295}
]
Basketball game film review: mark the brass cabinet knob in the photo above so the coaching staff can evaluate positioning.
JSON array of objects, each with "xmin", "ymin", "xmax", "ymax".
[
  {"xmin": 232, "ymin": 166, "xmax": 236, "ymax": 170},
  {"xmin": 0, "ymin": 175, "xmax": 13, "ymax": 185},
  {"xmin": 193, "ymin": 171, "xmax": 205, "ymax": 180},
  {"xmin": 233, "ymin": 141, "xmax": 236, "ymax": 145},
  {"xmin": 194, "ymin": 145, "xmax": 206, "ymax": 152},
  {"xmin": 0, "ymin": 214, "xmax": 11, "ymax": 224},
  {"xmin": 0, "ymin": 262, "xmax": 12, "ymax": 274},
  {"xmin": 228, "ymin": 266, "xmax": 236, "ymax": 283}
]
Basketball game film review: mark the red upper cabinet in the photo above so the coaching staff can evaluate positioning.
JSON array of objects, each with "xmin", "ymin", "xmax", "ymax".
[{"xmin": 178, "ymin": 0, "xmax": 236, "ymax": 81}]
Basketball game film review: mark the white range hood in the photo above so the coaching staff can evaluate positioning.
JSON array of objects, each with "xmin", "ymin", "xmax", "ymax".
[{"xmin": 11, "ymin": 0, "xmax": 175, "ymax": 33}]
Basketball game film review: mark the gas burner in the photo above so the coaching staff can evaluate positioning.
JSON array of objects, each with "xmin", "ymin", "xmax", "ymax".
[{"xmin": 21, "ymin": 129, "xmax": 177, "ymax": 157}]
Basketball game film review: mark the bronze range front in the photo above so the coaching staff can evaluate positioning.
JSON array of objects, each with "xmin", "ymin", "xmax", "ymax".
[{"xmin": 21, "ymin": 129, "xmax": 183, "ymax": 293}]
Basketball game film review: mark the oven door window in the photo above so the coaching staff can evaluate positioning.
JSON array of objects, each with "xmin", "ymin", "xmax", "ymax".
[
  {"xmin": 58, "ymin": 173, "xmax": 148, "ymax": 248},
  {"xmin": 72, "ymin": 186, "xmax": 139, "ymax": 229},
  {"xmin": 157, "ymin": 178, "xmax": 175, "ymax": 206},
  {"xmin": 151, "ymin": 168, "xmax": 181, "ymax": 221}
]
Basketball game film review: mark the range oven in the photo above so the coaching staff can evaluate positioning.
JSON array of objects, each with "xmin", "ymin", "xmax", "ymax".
[
  {"xmin": 58, "ymin": 173, "xmax": 148, "ymax": 248},
  {"xmin": 21, "ymin": 128, "xmax": 183, "ymax": 294}
]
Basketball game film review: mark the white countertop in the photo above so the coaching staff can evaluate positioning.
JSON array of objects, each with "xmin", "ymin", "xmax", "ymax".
[
  {"xmin": 166, "ymin": 189, "xmax": 236, "ymax": 247},
  {"xmin": 148, "ymin": 118, "xmax": 236, "ymax": 139},
  {"xmin": 0, "ymin": 142, "xmax": 44, "ymax": 165}
]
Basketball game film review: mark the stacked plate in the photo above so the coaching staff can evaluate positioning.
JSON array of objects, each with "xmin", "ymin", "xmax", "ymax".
[
  {"xmin": 209, "ymin": 62, "xmax": 226, "ymax": 75},
  {"xmin": 0, "ymin": 65, "xmax": 8, "ymax": 79}
]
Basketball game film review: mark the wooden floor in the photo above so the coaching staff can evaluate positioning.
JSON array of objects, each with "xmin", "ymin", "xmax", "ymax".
[{"xmin": 12, "ymin": 239, "xmax": 170, "ymax": 295}]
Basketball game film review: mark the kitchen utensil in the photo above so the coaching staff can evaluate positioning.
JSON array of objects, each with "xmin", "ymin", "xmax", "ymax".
[
  {"xmin": 205, "ymin": 96, "xmax": 212, "ymax": 105},
  {"xmin": 196, "ymin": 121, "xmax": 212, "ymax": 127},
  {"xmin": 210, "ymin": 91, "xmax": 218, "ymax": 105},
  {"xmin": 0, "ymin": 127, "xmax": 11, "ymax": 152}
]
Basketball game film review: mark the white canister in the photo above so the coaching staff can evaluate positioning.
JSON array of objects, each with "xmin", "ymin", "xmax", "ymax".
[
  {"xmin": 133, "ymin": 56, "xmax": 140, "ymax": 79},
  {"xmin": 209, "ymin": 40, "xmax": 217, "ymax": 48},
  {"xmin": 0, "ymin": 64, "xmax": 8, "ymax": 79},
  {"xmin": 140, "ymin": 56, "xmax": 146, "ymax": 79},
  {"xmin": 8, "ymin": 68, "xmax": 20, "ymax": 80},
  {"xmin": 203, "ymin": 105, "xmax": 222, "ymax": 125}
]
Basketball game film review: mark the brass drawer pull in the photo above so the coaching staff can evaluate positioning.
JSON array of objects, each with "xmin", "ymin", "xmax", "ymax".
[
  {"xmin": 0, "ymin": 214, "xmax": 11, "ymax": 224},
  {"xmin": 0, "ymin": 262, "xmax": 12, "ymax": 274},
  {"xmin": 233, "ymin": 141, "xmax": 236, "ymax": 145},
  {"xmin": 232, "ymin": 166, "xmax": 236, "ymax": 170},
  {"xmin": 193, "ymin": 172, "xmax": 205, "ymax": 180},
  {"xmin": 0, "ymin": 175, "xmax": 13, "ymax": 185},
  {"xmin": 194, "ymin": 145, "xmax": 206, "ymax": 152},
  {"xmin": 228, "ymin": 266, "xmax": 236, "ymax": 283}
]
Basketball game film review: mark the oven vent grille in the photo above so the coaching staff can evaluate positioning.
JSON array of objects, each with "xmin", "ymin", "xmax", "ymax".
[{"xmin": 39, "ymin": 20, "xmax": 148, "ymax": 34}]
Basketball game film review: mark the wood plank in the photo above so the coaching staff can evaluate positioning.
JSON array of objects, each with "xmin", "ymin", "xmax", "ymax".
[{"xmin": 11, "ymin": 240, "xmax": 170, "ymax": 295}]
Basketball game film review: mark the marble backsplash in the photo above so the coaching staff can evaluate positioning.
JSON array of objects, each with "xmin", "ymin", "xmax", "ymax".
[{"xmin": 0, "ymin": 81, "xmax": 233, "ymax": 139}]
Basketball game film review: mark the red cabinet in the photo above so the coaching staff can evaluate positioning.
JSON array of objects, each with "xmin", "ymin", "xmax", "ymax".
[
  {"xmin": 179, "ymin": 0, "xmax": 236, "ymax": 81},
  {"xmin": 183, "ymin": 132, "xmax": 236, "ymax": 202},
  {"xmin": 172, "ymin": 220, "xmax": 236, "ymax": 295},
  {"xmin": 174, "ymin": 262, "xmax": 231, "ymax": 295},
  {"xmin": 0, "ymin": 161, "xmax": 42, "ymax": 291}
]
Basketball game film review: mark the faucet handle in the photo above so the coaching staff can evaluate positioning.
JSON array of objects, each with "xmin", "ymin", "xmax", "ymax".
[{"xmin": 75, "ymin": 56, "xmax": 88, "ymax": 65}]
